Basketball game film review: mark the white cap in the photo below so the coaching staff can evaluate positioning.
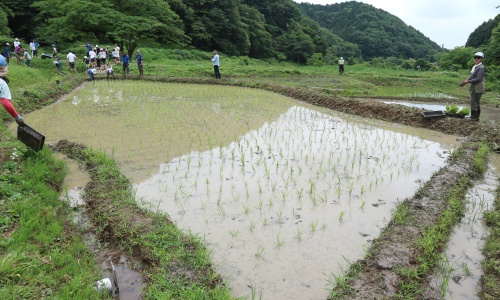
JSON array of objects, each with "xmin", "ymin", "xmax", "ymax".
[
  {"xmin": 340, "ymin": 57, "xmax": 343, "ymax": 59},
  {"xmin": 474, "ymin": 52, "xmax": 484, "ymax": 58}
]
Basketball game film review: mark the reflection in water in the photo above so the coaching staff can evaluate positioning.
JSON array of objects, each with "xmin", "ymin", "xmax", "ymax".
[{"xmin": 135, "ymin": 106, "xmax": 456, "ymax": 299}]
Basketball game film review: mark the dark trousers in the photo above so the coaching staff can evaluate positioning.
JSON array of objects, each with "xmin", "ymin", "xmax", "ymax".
[
  {"xmin": 470, "ymin": 91, "xmax": 483, "ymax": 120},
  {"xmin": 213, "ymin": 65, "xmax": 221, "ymax": 79},
  {"xmin": 339, "ymin": 64, "xmax": 344, "ymax": 74}
]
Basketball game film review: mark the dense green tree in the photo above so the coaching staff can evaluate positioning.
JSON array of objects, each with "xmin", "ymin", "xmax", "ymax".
[
  {"xmin": 276, "ymin": 27, "xmax": 315, "ymax": 63},
  {"xmin": 0, "ymin": 4, "xmax": 13, "ymax": 37},
  {"xmin": 486, "ymin": 24, "xmax": 500, "ymax": 65},
  {"xmin": 307, "ymin": 52, "xmax": 324, "ymax": 67},
  {"xmin": 171, "ymin": 0, "xmax": 249, "ymax": 56},
  {"xmin": 439, "ymin": 47, "xmax": 477, "ymax": 70},
  {"xmin": 239, "ymin": 4, "xmax": 273, "ymax": 58},
  {"xmin": 2, "ymin": 0, "xmax": 37, "ymax": 40},
  {"xmin": 30, "ymin": 0, "xmax": 188, "ymax": 55}
]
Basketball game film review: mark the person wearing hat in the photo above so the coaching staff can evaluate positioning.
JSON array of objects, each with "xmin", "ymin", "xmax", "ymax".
[
  {"xmin": 13, "ymin": 38, "xmax": 20, "ymax": 48},
  {"xmin": 3, "ymin": 43, "xmax": 11, "ymax": 64},
  {"xmin": 338, "ymin": 57, "xmax": 345, "ymax": 75},
  {"xmin": 461, "ymin": 52, "xmax": 485, "ymax": 121},
  {"xmin": 0, "ymin": 54, "xmax": 25, "ymax": 125}
]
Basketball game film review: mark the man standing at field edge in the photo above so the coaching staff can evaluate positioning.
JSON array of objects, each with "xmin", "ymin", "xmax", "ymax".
[
  {"xmin": 461, "ymin": 51, "xmax": 485, "ymax": 121},
  {"xmin": 211, "ymin": 50, "xmax": 221, "ymax": 79},
  {"xmin": 338, "ymin": 57, "xmax": 345, "ymax": 75}
]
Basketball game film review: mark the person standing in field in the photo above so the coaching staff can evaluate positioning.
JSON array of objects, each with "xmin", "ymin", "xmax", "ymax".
[
  {"xmin": 136, "ymin": 50, "xmax": 143, "ymax": 76},
  {"xmin": 461, "ymin": 52, "xmax": 485, "ymax": 121},
  {"xmin": 33, "ymin": 39, "xmax": 39, "ymax": 58},
  {"xmin": 85, "ymin": 42, "xmax": 92, "ymax": 57},
  {"xmin": 52, "ymin": 44, "xmax": 58, "ymax": 58},
  {"xmin": 3, "ymin": 43, "xmax": 11, "ymax": 64},
  {"xmin": 112, "ymin": 47, "xmax": 120, "ymax": 63},
  {"xmin": 29, "ymin": 40, "xmax": 36, "ymax": 58},
  {"xmin": 211, "ymin": 50, "xmax": 221, "ymax": 79},
  {"xmin": 13, "ymin": 38, "xmax": 20, "ymax": 49},
  {"xmin": 0, "ymin": 55, "xmax": 25, "ymax": 125},
  {"xmin": 89, "ymin": 48, "xmax": 97, "ymax": 68},
  {"xmin": 338, "ymin": 57, "xmax": 345, "ymax": 75},
  {"xmin": 66, "ymin": 51, "xmax": 78, "ymax": 74},
  {"xmin": 121, "ymin": 52, "xmax": 129, "ymax": 76}
]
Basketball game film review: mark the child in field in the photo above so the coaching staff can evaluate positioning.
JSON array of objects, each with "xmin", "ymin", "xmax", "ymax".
[{"xmin": 0, "ymin": 55, "xmax": 26, "ymax": 125}]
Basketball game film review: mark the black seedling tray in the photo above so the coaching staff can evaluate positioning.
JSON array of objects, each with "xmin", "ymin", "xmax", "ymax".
[
  {"xmin": 422, "ymin": 111, "xmax": 446, "ymax": 119},
  {"xmin": 17, "ymin": 125, "xmax": 45, "ymax": 152}
]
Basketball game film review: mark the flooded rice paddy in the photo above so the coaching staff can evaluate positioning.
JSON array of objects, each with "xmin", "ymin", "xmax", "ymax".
[{"xmin": 24, "ymin": 81, "xmax": 476, "ymax": 299}]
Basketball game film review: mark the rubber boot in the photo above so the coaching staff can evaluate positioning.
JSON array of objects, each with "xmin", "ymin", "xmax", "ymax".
[{"xmin": 470, "ymin": 110, "xmax": 479, "ymax": 121}]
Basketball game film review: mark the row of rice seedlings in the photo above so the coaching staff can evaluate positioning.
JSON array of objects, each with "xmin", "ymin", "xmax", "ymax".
[{"xmin": 140, "ymin": 104, "xmax": 444, "ymax": 258}]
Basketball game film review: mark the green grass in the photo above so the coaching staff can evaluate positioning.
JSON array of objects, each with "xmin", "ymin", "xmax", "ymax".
[{"xmin": 0, "ymin": 130, "xmax": 99, "ymax": 299}]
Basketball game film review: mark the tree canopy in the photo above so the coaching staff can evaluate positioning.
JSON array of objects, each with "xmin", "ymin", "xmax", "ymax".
[{"xmin": 1, "ymin": 0, "xmax": 495, "ymax": 65}]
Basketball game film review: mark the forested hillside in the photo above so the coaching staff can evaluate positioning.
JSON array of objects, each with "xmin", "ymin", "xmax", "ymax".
[
  {"xmin": 466, "ymin": 14, "xmax": 500, "ymax": 48},
  {"xmin": 0, "ymin": 0, "xmax": 488, "ymax": 63},
  {"xmin": 297, "ymin": 1, "xmax": 442, "ymax": 59}
]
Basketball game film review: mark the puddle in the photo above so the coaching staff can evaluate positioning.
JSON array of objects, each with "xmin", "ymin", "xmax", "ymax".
[
  {"xmin": 427, "ymin": 155, "xmax": 499, "ymax": 299},
  {"xmin": 56, "ymin": 153, "xmax": 144, "ymax": 299},
  {"xmin": 101, "ymin": 255, "xmax": 144, "ymax": 300},
  {"xmin": 23, "ymin": 81, "xmax": 463, "ymax": 299},
  {"xmin": 56, "ymin": 153, "xmax": 89, "ymax": 207},
  {"xmin": 382, "ymin": 101, "xmax": 500, "ymax": 122}
]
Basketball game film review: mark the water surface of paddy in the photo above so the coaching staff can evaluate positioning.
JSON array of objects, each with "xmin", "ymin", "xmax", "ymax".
[{"xmin": 24, "ymin": 81, "xmax": 461, "ymax": 299}]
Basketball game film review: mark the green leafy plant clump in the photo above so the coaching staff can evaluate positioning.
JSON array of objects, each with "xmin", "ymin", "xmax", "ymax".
[{"xmin": 446, "ymin": 105, "xmax": 470, "ymax": 117}]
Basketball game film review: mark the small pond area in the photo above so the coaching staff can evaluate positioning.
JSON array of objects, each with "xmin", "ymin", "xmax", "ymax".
[{"xmin": 22, "ymin": 81, "xmax": 486, "ymax": 299}]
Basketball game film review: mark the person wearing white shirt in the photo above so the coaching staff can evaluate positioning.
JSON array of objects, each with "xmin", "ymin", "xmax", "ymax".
[
  {"xmin": 89, "ymin": 49, "xmax": 96, "ymax": 67},
  {"xmin": 211, "ymin": 50, "xmax": 221, "ymax": 79},
  {"xmin": 66, "ymin": 51, "xmax": 78, "ymax": 74}
]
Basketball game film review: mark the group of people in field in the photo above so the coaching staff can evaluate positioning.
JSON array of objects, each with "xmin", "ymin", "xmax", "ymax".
[
  {"xmin": 0, "ymin": 36, "xmax": 487, "ymax": 128},
  {"xmin": 2, "ymin": 38, "xmax": 39, "ymax": 67},
  {"xmin": 81, "ymin": 42, "xmax": 143, "ymax": 80}
]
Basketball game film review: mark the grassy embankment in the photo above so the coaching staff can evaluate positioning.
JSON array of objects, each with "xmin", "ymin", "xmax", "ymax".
[{"xmin": 1, "ymin": 46, "xmax": 500, "ymax": 299}]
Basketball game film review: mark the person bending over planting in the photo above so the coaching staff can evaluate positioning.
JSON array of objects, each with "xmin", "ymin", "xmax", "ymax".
[{"xmin": 0, "ymin": 55, "xmax": 25, "ymax": 125}]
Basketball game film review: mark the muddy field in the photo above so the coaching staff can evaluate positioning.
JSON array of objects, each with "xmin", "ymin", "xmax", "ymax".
[{"xmin": 31, "ymin": 79, "xmax": 500, "ymax": 299}]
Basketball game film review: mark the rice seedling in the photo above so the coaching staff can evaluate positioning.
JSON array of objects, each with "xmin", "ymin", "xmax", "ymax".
[
  {"xmin": 310, "ymin": 221, "xmax": 318, "ymax": 234},
  {"xmin": 275, "ymin": 234, "xmax": 285, "ymax": 249},
  {"xmin": 339, "ymin": 211, "xmax": 346, "ymax": 223},
  {"xmin": 255, "ymin": 245, "xmax": 265, "ymax": 259}
]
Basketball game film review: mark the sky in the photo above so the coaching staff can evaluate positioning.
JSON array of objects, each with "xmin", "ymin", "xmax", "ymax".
[{"xmin": 293, "ymin": 0, "xmax": 499, "ymax": 49}]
